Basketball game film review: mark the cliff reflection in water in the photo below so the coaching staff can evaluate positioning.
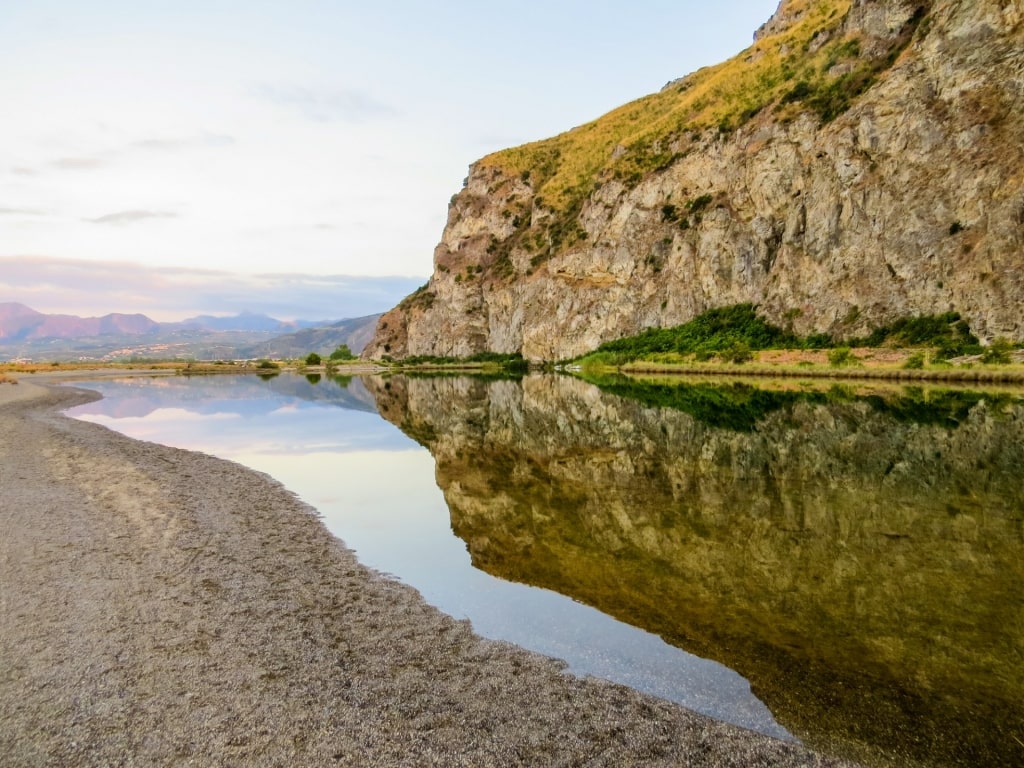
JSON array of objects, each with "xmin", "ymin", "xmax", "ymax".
[{"xmin": 369, "ymin": 374, "xmax": 1024, "ymax": 768}]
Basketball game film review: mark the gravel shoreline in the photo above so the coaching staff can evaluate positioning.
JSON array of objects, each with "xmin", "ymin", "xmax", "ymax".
[{"xmin": 0, "ymin": 375, "xmax": 858, "ymax": 767}]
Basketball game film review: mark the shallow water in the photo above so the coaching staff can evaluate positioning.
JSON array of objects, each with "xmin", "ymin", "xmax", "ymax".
[
  {"xmin": 66, "ymin": 372, "xmax": 1024, "ymax": 767},
  {"xmin": 64, "ymin": 373, "xmax": 789, "ymax": 740}
]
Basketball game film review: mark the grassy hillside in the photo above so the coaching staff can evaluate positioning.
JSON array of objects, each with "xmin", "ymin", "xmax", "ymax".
[{"xmin": 478, "ymin": 0, "xmax": 930, "ymax": 261}]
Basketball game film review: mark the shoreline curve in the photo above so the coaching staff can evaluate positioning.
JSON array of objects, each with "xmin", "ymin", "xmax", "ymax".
[{"xmin": 0, "ymin": 373, "xmax": 858, "ymax": 767}]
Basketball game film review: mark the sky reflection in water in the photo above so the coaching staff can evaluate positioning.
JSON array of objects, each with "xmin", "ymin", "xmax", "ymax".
[{"xmin": 65, "ymin": 374, "xmax": 790, "ymax": 740}]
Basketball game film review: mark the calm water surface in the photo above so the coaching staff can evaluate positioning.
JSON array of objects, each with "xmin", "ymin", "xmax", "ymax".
[
  {"xmin": 65, "ymin": 372, "xmax": 1024, "ymax": 768},
  {"xmin": 63, "ymin": 373, "xmax": 788, "ymax": 739}
]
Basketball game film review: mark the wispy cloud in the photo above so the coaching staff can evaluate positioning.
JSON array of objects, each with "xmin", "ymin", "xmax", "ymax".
[
  {"xmin": 0, "ymin": 207, "xmax": 45, "ymax": 216},
  {"xmin": 87, "ymin": 210, "xmax": 178, "ymax": 225},
  {"xmin": 0, "ymin": 256, "xmax": 426, "ymax": 321},
  {"xmin": 130, "ymin": 134, "xmax": 236, "ymax": 152},
  {"xmin": 24, "ymin": 135, "xmax": 236, "ymax": 177},
  {"xmin": 52, "ymin": 156, "xmax": 109, "ymax": 171},
  {"xmin": 256, "ymin": 83, "xmax": 398, "ymax": 123}
]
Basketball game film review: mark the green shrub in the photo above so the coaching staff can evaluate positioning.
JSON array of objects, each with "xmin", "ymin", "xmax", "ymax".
[
  {"xmin": 329, "ymin": 344, "xmax": 355, "ymax": 361},
  {"xmin": 720, "ymin": 341, "xmax": 753, "ymax": 364},
  {"xmin": 828, "ymin": 347, "xmax": 859, "ymax": 367},
  {"xmin": 857, "ymin": 311, "xmax": 979, "ymax": 358},
  {"xmin": 588, "ymin": 304, "xmax": 796, "ymax": 363},
  {"xmin": 780, "ymin": 80, "xmax": 813, "ymax": 104},
  {"xmin": 804, "ymin": 332, "xmax": 835, "ymax": 349},
  {"xmin": 903, "ymin": 351, "xmax": 926, "ymax": 369},
  {"xmin": 256, "ymin": 359, "xmax": 279, "ymax": 370},
  {"xmin": 305, "ymin": 352, "xmax": 322, "ymax": 366},
  {"xmin": 982, "ymin": 337, "xmax": 1014, "ymax": 365},
  {"xmin": 688, "ymin": 194, "xmax": 714, "ymax": 214},
  {"xmin": 577, "ymin": 306, "xmax": 987, "ymax": 368}
]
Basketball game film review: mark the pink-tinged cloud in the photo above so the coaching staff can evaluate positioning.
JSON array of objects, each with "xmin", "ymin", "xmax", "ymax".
[{"xmin": 0, "ymin": 256, "xmax": 425, "ymax": 322}]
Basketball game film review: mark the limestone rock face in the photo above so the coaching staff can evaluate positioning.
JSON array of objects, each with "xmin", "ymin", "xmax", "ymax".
[{"xmin": 365, "ymin": 0, "xmax": 1024, "ymax": 361}]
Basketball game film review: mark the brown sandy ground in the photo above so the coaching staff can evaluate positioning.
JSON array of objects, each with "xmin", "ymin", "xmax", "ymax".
[{"xmin": 0, "ymin": 375, "xmax": 859, "ymax": 767}]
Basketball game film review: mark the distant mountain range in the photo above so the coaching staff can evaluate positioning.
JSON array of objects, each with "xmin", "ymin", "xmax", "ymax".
[
  {"xmin": 241, "ymin": 316, "xmax": 381, "ymax": 359},
  {"xmin": 0, "ymin": 302, "xmax": 325, "ymax": 341},
  {"xmin": 172, "ymin": 312, "xmax": 323, "ymax": 333},
  {"xmin": 0, "ymin": 302, "xmax": 380, "ymax": 361},
  {"xmin": 0, "ymin": 302, "xmax": 159, "ymax": 340}
]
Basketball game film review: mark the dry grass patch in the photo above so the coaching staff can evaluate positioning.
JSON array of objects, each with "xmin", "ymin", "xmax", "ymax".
[
  {"xmin": 474, "ymin": 0, "xmax": 933, "ymax": 269},
  {"xmin": 478, "ymin": 0, "xmax": 916, "ymax": 208}
]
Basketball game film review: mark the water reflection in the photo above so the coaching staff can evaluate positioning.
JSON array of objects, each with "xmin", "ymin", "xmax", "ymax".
[
  {"xmin": 63, "ymin": 374, "xmax": 789, "ymax": 740},
  {"xmin": 367, "ymin": 374, "xmax": 1024, "ymax": 768}
]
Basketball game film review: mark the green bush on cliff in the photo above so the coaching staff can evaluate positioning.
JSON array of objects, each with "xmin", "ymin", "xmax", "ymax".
[
  {"xmin": 581, "ymin": 304, "xmax": 797, "ymax": 364},
  {"xmin": 982, "ymin": 338, "xmax": 1014, "ymax": 365},
  {"xmin": 853, "ymin": 311, "xmax": 980, "ymax": 358},
  {"xmin": 575, "ymin": 306, "xmax": 988, "ymax": 368}
]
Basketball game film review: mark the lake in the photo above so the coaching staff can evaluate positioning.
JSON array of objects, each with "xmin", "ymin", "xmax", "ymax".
[{"xmin": 65, "ymin": 372, "xmax": 1024, "ymax": 768}]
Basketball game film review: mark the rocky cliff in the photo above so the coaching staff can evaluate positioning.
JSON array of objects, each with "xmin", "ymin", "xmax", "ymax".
[{"xmin": 364, "ymin": 0, "xmax": 1024, "ymax": 361}]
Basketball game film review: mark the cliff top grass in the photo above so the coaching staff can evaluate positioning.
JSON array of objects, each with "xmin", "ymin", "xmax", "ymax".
[{"xmin": 479, "ymin": 0, "xmax": 927, "ymax": 223}]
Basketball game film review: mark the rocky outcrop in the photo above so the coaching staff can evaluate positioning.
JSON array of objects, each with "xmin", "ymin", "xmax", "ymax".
[
  {"xmin": 368, "ymin": 373, "xmax": 1024, "ymax": 767},
  {"xmin": 365, "ymin": 0, "xmax": 1024, "ymax": 361}
]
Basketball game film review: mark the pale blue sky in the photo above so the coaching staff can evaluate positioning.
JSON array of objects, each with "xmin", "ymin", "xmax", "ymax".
[{"xmin": 0, "ymin": 1, "xmax": 780, "ymax": 319}]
